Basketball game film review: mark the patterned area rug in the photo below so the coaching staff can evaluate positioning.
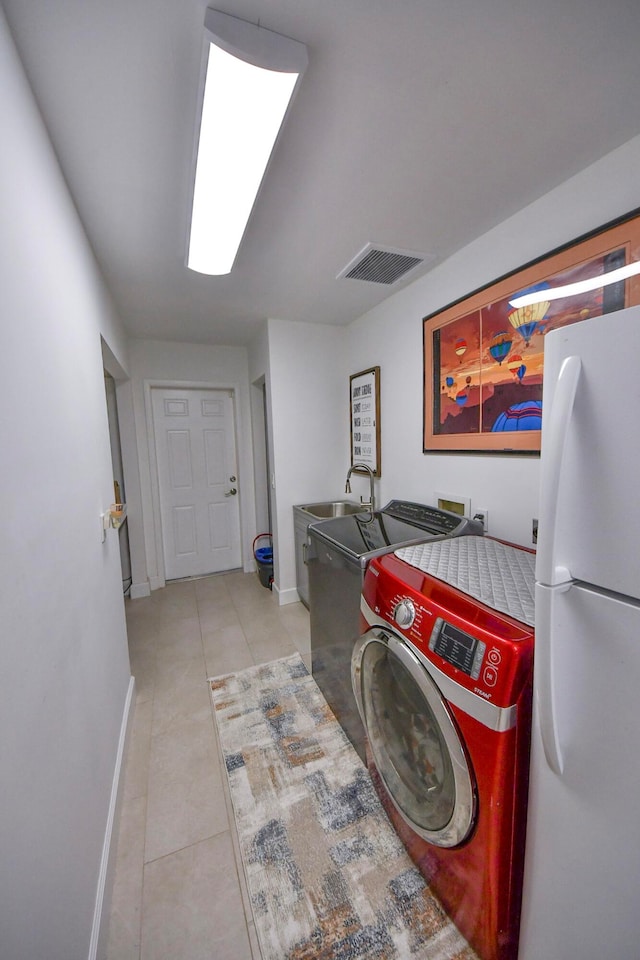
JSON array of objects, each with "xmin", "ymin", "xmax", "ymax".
[{"xmin": 209, "ymin": 653, "xmax": 478, "ymax": 960}]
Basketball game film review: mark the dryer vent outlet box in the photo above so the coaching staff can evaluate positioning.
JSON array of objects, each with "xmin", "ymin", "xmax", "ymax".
[{"xmin": 337, "ymin": 243, "xmax": 431, "ymax": 286}]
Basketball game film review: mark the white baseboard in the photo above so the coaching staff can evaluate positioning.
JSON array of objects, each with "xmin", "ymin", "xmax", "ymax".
[
  {"xmin": 129, "ymin": 581, "xmax": 150, "ymax": 599},
  {"xmin": 273, "ymin": 585, "xmax": 301, "ymax": 606},
  {"xmin": 88, "ymin": 675, "xmax": 136, "ymax": 960},
  {"xmin": 149, "ymin": 576, "xmax": 164, "ymax": 592}
]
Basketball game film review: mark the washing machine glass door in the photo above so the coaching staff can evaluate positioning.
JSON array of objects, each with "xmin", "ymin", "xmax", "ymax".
[{"xmin": 354, "ymin": 628, "xmax": 475, "ymax": 847}]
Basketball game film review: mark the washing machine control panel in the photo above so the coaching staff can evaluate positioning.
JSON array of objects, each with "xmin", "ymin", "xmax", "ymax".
[{"xmin": 429, "ymin": 617, "xmax": 486, "ymax": 680}]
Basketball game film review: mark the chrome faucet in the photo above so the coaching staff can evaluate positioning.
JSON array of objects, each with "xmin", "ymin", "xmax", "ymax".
[{"xmin": 345, "ymin": 463, "xmax": 376, "ymax": 513}]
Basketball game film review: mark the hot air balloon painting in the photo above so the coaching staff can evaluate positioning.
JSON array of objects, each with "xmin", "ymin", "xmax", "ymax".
[
  {"xmin": 491, "ymin": 401, "xmax": 542, "ymax": 432},
  {"xmin": 454, "ymin": 337, "xmax": 467, "ymax": 361},
  {"xmin": 507, "ymin": 282, "xmax": 552, "ymax": 347},
  {"xmin": 508, "ymin": 302, "xmax": 549, "ymax": 346},
  {"xmin": 424, "ymin": 211, "xmax": 640, "ymax": 453},
  {"xmin": 488, "ymin": 330, "xmax": 512, "ymax": 365},
  {"xmin": 507, "ymin": 354, "xmax": 523, "ymax": 377}
]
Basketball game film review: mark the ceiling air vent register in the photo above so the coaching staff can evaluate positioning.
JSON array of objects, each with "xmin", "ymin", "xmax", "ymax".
[{"xmin": 338, "ymin": 243, "xmax": 430, "ymax": 285}]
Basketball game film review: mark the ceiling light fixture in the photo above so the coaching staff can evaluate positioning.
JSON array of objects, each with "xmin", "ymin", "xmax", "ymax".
[
  {"xmin": 509, "ymin": 260, "xmax": 640, "ymax": 309},
  {"xmin": 186, "ymin": 9, "xmax": 308, "ymax": 276}
]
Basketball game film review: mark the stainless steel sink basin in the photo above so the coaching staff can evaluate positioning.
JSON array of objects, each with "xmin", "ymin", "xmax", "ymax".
[{"xmin": 299, "ymin": 500, "xmax": 367, "ymax": 519}]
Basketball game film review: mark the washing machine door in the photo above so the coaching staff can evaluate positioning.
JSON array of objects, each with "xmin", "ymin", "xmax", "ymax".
[{"xmin": 352, "ymin": 627, "xmax": 476, "ymax": 847}]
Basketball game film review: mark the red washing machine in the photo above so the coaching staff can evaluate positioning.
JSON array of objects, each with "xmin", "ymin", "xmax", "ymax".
[{"xmin": 352, "ymin": 536, "xmax": 535, "ymax": 960}]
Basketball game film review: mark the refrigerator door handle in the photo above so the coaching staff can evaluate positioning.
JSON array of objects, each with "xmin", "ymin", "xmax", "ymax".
[
  {"xmin": 535, "ymin": 355, "xmax": 581, "ymax": 587},
  {"xmin": 535, "ymin": 583, "xmax": 565, "ymax": 775}
]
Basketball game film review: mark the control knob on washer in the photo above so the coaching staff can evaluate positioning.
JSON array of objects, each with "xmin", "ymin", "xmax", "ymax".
[{"xmin": 393, "ymin": 599, "xmax": 416, "ymax": 628}]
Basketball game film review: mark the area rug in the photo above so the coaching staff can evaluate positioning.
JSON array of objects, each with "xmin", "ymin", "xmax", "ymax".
[{"xmin": 209, "ymin": 653, "xmax": 478, "ymax": 960}]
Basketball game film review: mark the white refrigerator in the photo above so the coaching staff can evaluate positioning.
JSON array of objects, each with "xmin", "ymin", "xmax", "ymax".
[{"xmin": 518, "ymin": 303, "xmax": 640, "ymax": 958}]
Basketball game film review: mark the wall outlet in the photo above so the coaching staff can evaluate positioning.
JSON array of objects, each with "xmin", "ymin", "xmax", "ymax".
[
  {"xmin": 473, "ymin": 509, "xmax": 489, "ymax": 533},
  {"xmin": 532, "ymin": 518, "xmax": 539, "ymax": 544}
]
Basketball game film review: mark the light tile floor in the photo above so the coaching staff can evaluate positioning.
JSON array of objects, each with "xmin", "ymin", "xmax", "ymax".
[{"xmin": 105, "ymin": 570, "xmax": 310, "ymax": 960}]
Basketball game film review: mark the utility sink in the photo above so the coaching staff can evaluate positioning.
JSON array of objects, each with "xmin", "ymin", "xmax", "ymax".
[{"xmin": 298, "ymin": 500, "xmax": 367, "ymax": 519}]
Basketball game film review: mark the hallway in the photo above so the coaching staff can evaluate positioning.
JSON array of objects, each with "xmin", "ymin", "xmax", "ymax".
[{"xmin": 105, "ymin": 571, "xmax": 310, "ymax": 959}]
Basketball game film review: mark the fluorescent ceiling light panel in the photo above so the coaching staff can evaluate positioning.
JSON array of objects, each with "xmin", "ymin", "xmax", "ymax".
[
  {"xmin": 187, "ymin": 10, "xmax": 308, "ymax": 275},
  {"xmin": 509, "ymin": 260, "xmax": 640, "ymax": 308}
]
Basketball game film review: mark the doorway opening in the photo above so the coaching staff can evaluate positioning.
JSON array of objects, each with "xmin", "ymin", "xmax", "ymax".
[
  {"xmin": 250, "ymin": 375, "xmax": 273, "ymax": 539},
  {"xmin": 104, "ymin": 369, "xmax": 132, "ymax": 596}
]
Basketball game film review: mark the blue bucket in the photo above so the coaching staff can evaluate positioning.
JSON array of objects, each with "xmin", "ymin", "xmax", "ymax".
[
  {"xmin": 253, "ymin": 535, "xmax": 273, "ymax": 589},
  {"xmin": 255, "ymin": 546, "xmax": 273, "ymax": 565}
]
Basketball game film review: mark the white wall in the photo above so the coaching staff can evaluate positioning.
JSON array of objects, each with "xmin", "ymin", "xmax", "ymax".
[
  {"xmin": 0, "ymin": 9, "xmax": 133, "ymax": 960},
  {"xmin": 345, "ymin": 134, "xmax": 640, "ymax": 547},
  {"xmin": 126, "ymin": 338, "xmax": 257, "ymax": 590},
  {"xmin": 263, "ymin": 319, "xmax": 349, "ymax": 602}
]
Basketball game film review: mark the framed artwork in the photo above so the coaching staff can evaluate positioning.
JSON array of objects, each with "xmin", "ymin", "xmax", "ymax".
[
  {"xmin": 350, "ymin": 366, "xmax": 381, "ymax": 476},
  {"xmin": 423, "ymin": 209, "xmax": 640, "ymax": 454}
]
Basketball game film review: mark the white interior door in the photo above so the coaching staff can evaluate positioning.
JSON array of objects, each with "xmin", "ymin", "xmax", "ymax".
[{"xmin": 152, "ymin": 387, "xmax": 241, "ymax": 580}]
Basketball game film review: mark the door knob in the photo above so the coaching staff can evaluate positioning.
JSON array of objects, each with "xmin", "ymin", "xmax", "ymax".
[{"xmin": 225, "ymin": 488, "xmax": 237, "ymax": 497}]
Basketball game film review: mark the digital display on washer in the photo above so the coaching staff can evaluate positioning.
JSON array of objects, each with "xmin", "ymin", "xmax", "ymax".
[{"xmin": 429, "ymin": 618, "xmax": 485, "ymax": 679}]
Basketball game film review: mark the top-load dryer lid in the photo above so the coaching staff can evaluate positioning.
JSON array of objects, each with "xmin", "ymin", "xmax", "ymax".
[{"xmin": 308, "ymin": 500, "xmax": 479, "ymax": 564}]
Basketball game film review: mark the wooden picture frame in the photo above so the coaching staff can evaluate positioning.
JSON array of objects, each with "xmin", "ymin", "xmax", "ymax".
[
  {"xmin": 350, "ymin": 366, "xmax": 381, "ymax": 476},
  {"xmin": 423, "ymin": 209, "xmax": 640, "ymax": 454}
]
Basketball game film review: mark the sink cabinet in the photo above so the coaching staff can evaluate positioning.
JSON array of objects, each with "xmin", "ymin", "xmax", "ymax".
[
  {"xmin": 293, "ymin": 501, "xmax": 366, "ymax": 607},
  {"xmin": 293, "ymin": 506, "xmax": 312, "ymax": 607}
]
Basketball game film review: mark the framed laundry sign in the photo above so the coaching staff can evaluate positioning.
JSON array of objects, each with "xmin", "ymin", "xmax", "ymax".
[
  {"xmin": 349, "ymin": 366, "xmax": 381, "ymax": 476},
  {"xmin": 423, "ymin": 208, "xmax": 640, "ymax": 454}
]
